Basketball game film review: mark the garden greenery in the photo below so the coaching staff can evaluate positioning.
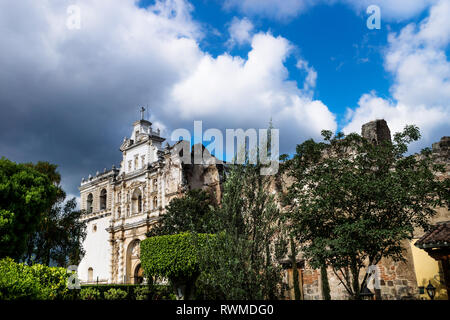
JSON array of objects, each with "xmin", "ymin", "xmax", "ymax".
[{"xmin": 0, "ymin": 257, "xmax": 69, "ymax": 300}]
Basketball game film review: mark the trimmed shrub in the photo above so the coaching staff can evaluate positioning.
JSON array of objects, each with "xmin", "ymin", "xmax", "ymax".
[
  {"xmin": 140, "ymin": 233, "xmax": 212, "ymax": 281},
  {"xmin": 134, "ymin": 286, "xmax": 150, "ymax": 300},
  {"xmin": 78, "ymin": 284, "xmax": 175, "ymax": 300},
  {"xmin": 79, "ymin": 287, "xmax": 101, "ymax": 300},
  {"xmin": 0, "ymin": 257, "xmax": 69, "ymax": 300},
  {"xmin": 140, "ymin": 233, "xmax": 213, "ymax": 299},
  {"xmin": 104, "ymin": 288, "xmax": 127, "ymax": 300}
]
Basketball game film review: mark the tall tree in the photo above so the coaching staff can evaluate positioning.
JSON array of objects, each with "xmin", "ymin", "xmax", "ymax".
[
  {"xmin": 196, "ymin": 161, "xmax": 287, "ymax": 299},
  {"xmin": 146, "ymin": 189, "xmax": 216, "ymax": 237},
  {"xmin": 0, "ymin": 158, "xmax": 58, "ymax": 260},
  {"xmin": 21, "ymin": 161, "xmax": 86, "ymax": 267},
  {"xmin": 281, "ymin": 126, "xmax": 449, "ymax": 299}
]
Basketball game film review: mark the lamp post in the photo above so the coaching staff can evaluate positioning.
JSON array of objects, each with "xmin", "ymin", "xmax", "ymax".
[
  {"xmin": 426, "ymin": 281, "xmax": 436, "ymax": 300},
  {"xmin": 360, "ymin": 286, "xmax": 375, "ymax": 300}
]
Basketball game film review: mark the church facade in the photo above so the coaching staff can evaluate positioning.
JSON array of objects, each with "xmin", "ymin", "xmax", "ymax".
[{"xmin": 77, "ymin": 116, "xmax": 223, "ymax": 284}]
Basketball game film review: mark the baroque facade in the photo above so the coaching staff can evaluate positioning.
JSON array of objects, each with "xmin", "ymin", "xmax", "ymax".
[{"xmin": 78, "ymin": 117, "xmax": 223, "ymax": 284}]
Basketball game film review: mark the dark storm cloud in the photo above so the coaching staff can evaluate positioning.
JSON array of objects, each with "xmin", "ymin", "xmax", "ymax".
[{"xmin": 0, "ymin": 0, "xmax": 339, "ymax": 198}]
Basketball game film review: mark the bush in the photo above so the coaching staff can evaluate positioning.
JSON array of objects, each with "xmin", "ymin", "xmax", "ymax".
[
  {"xmin": 0, "ymin": 258, "xmax": 69, "ymax": 300},
  {"xmin": 134, "ymin": 286, "xmax": 150, "ymax": 300},
  {"xmin": 140, "ymin": 233, "xmax": 213, "ymax": 299},
  {"xmin": 140, "ymin": 233, "xmax": 212, "ymax": 281},
  {"xmin": 78, "ymin": 284, "xmax": 175, "ymax": 300},
  {"xmin": 104, "ymin": 288, "xmax": 127, "ymax": 300},
  {"xmin": 79, "ymin": 287, "xmax": 101, "ymax": 300}
]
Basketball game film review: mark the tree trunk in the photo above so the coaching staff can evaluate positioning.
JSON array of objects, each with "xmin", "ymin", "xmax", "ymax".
[
  {"xmin": 321, "ymin": 263, "xmax": 331, "ymax": 300},
  {"xmin": 350, "ymin": 258, "xmax": 360, "ymax": 300},
  {"xmin": 290, "ymin": 237, "xmax": 301, "ymax": 300}
]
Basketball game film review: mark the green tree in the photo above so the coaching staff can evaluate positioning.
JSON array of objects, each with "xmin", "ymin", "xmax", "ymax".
[
  {"xmin": 196, "ymin": 161, "xmax": 287, "ymax": 300},
  {"xmin": 140, "ymin": 232, "xmax": 212, "ymax": 300},
  {"xmin": 23, "ymin": 198, "xmax": 87, "ymax": 266},
  {"xmin": 147, "ymin": 189, "xmax": 216, "ymax": 237},
  {"xmin": 21, "ymin": 162, "xmax": 86, "ymax": 267},
  {"xmin": 0, "ymin": 158, "xmax": 58, "ymax": 260},
  {"xmin": 281, "ymin": 125, "xmax": 449, "ymax": 299}
]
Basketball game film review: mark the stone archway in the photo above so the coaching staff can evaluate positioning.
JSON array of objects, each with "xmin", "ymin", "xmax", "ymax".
[{"xmin": 126, "ymin": 239, "xmax": 141, "ymax": 284}]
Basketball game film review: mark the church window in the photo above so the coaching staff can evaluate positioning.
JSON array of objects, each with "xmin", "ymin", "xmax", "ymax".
[
  {"xmin": 88, "ymin": 267, "xmax": 93, "ymax": 282},
  {"xmin": 87, "ymin": 193, "xmax": 93, "ymax": 213},
  {"xmin": 131, "ymin": 188, "xmax": 142, "ymax": 215},
  {"xmin": 99, "ymin": 189, "xmax": 107, "ymax": 210}
]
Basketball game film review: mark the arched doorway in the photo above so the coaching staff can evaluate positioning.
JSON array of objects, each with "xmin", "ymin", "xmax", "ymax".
[
  {"xmin": 126, "ymin": 239, "xmax": 141, "ymax": 284},
  {"xmin": 134, "ymin": 263, "xmax": 144, "ymax": 284}
]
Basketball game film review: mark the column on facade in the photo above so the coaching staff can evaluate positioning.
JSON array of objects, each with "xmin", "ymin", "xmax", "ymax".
[
  {"xmin": 108, "ymin": 238, "xmax": 114, "ymax": 284},
  {"xmin": 117, "ymin": 239, "xmax": 124, "ymax": 284}
]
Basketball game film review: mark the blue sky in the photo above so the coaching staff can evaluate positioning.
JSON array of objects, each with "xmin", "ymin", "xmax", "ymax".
[
  {"xmin": 0, "ymin": 0, "xmax": 449, "ymax": 197},
  {"xmin": 138, "ymin": 0, "xmax": 431, "ymax": 127}
]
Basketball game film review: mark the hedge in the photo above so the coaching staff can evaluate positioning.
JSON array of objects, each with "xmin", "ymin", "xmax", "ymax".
[
  {"xmin": 79, "ymin": 284, "xmax": 175, "ymax": 300},
  {"xmin": 140, "ymin": 233, "xmax": 213, "ymax": 282},
  {"xmin": 0, "ymin": 258, "xmax": 69, "ymax": 300}
]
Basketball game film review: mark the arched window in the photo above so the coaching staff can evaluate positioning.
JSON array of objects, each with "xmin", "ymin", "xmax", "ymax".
[
  {"xmin": 88, "ymin": 267, "xmax": 93, "ymax": 282},
  {"xmin": 87, "ymin": 193, "xmax": 93, "ymax": 213},
  {"xmin": 100, "ymin": 189, "xmax": 107, "ymax": 210},
  {"xmin": 131, "ymin": 188, "xmax": 142, "ymax": 215},
  {"xmin": 153, "ymin": 197, "xmax": 158, "ymax": 210}
]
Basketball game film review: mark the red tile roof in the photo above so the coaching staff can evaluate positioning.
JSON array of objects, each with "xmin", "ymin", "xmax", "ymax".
[{"xmin": 415, "ymin": 221, "xmax": 450, "ymax": 249}]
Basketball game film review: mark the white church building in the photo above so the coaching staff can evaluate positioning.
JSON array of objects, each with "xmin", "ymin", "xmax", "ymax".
[{"xmin": 77, "ymin": 113, "xmax": 223, "ymax": 284}]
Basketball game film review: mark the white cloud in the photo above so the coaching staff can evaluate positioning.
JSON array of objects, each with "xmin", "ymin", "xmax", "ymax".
[
  {"xmin": 223, "ymin": 0, "xmax": 438, "ymax": 21},
  {"xmin": 170, "ymin": 31, "xmax": 336, "ymax": 150},
  {"xmin": 344, "ymin": 0, "xmax": 450, "ymax": 151},
  {"xmin": 227, "ymin": 17, "xmax": 254, "ymax": 46}
]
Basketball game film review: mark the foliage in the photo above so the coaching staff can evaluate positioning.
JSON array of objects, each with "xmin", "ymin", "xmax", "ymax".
[
  {"xmin": 134, "ymin": 286, "xmax": 151, "ymax": 300},
  {"xmin": 281, "ymin": 125, "xmax": 449, "ymax": 299},
  {"xmin": 103, "ymin": 288, "xmax": 127, "ymax": 300},
  {"xmin": 79, "ymin": 287, "xmax": 101, "ymax": 300},
  {"xmin": 141, "ymin": 233, "xmax": 213, "ymax": 299},
  {"xmin": 0, "ymin": 158, "xmax": 58, "ymax": 260},
  {"xmin": 141, "ymin": 233, "xmax": 211, "ymax": 281},
  {"xmin": 23, "ymin": 197, "xmax": 87, "ymax": 267},
  {"xmin": 195, "ymin": 160, "xmax": 287, "ymax": 300},
  {"xmin": 0, "ymin": 258, "xmax": 69, "ymax": 300},
  {"xmin": 80, "ymin": 284, "xmax": 175, "ymax": 300},
  {"xmin": 146, "ymin": 189, "xmax": 216, "ymax": 237},
  {"xmin": 22, "ymin": 161, "xmax": 86, "ymax": 267}
]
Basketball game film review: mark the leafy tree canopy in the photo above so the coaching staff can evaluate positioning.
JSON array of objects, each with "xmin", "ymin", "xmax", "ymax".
[
  {"xmin": 146, "ymin": 189, "xmax": 216, "ymax": 237},
  {"xmin": 0, "ymin": 158, "xmax": 58, "ymax": 260},
  {"xmin": 281, "ymin": 125, "xmax": 449, "ymax": 299}
]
